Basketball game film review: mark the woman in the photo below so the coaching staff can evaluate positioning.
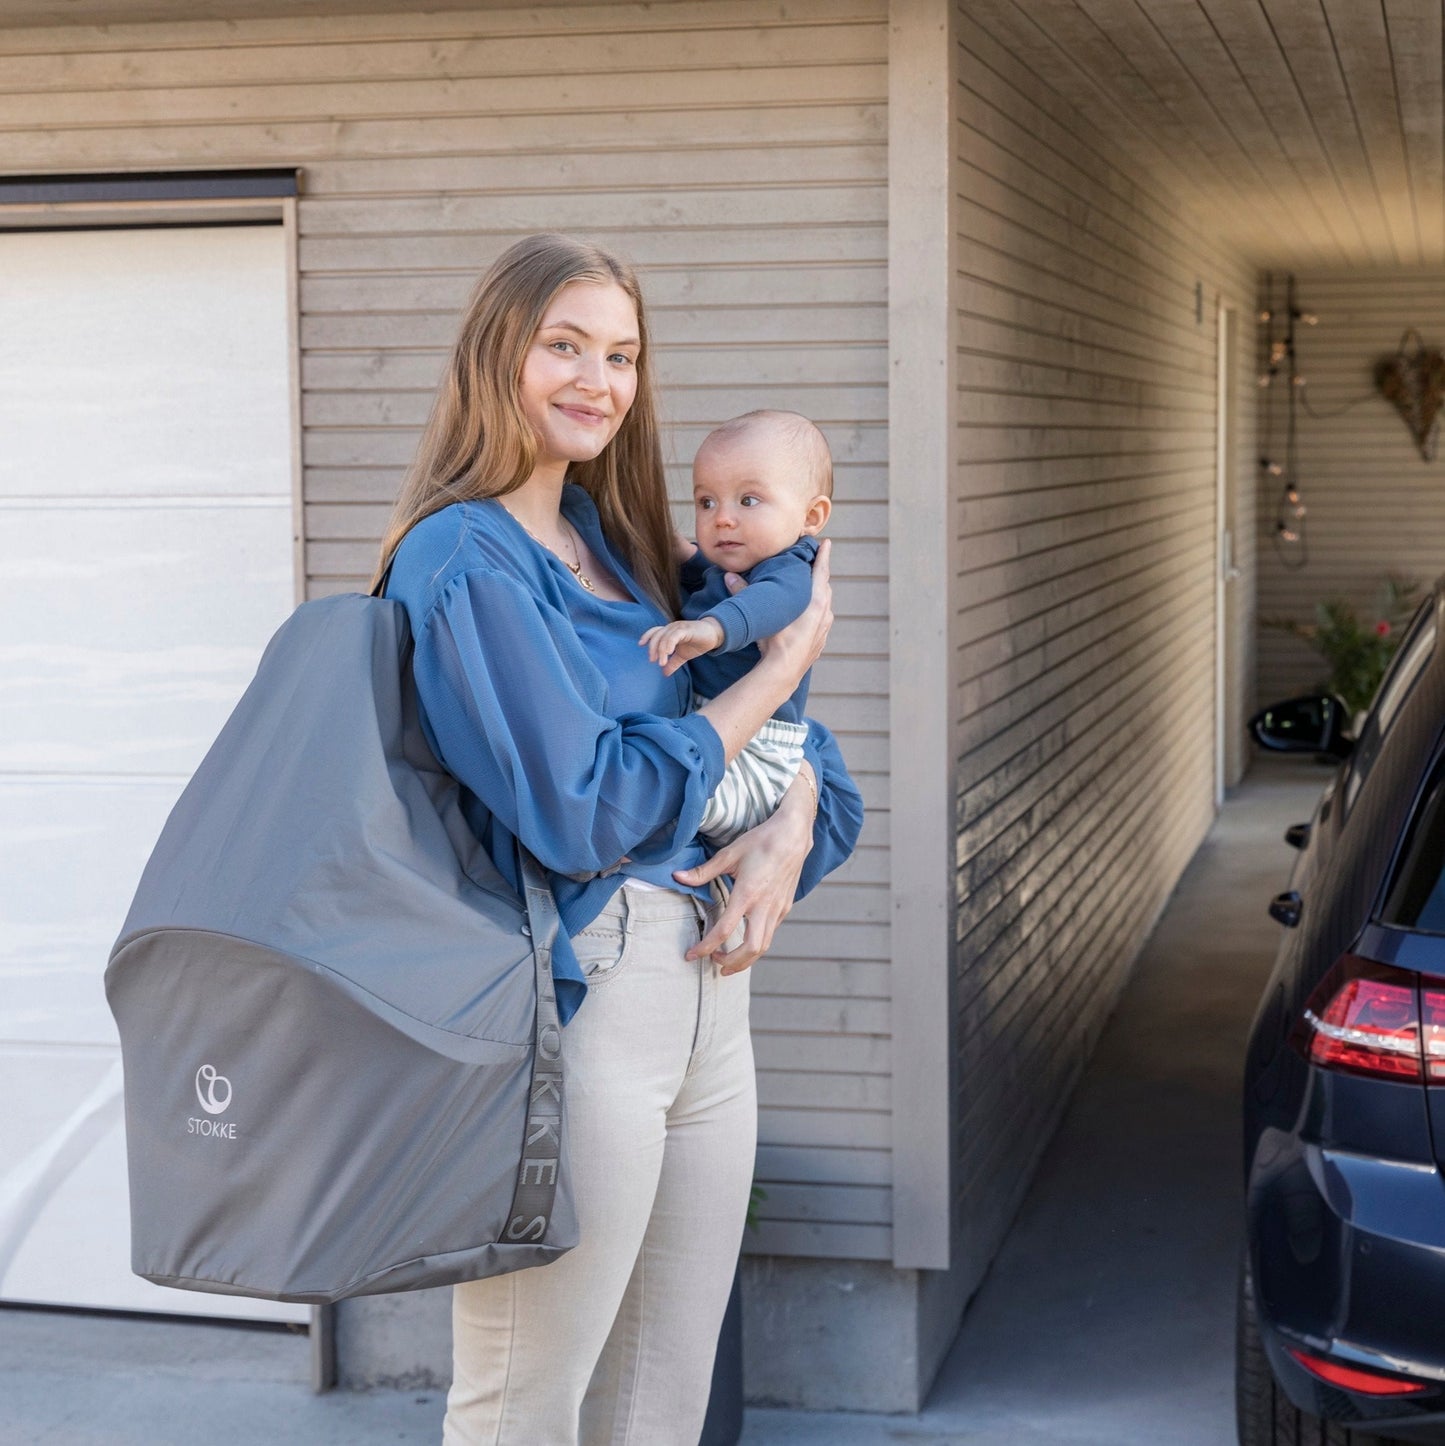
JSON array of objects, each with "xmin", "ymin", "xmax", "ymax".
[{"xmin": 373, "ymin": 234, "xmax": 862, "ymax": 1445}]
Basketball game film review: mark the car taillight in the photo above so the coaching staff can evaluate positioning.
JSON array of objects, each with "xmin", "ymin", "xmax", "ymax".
[
  {"xmin": 1423, "ymin": 988, "xmax": 1445, "ymax": 1082},
  {"xmin": 1287, "ymin": 1346, "xmax": 1433, "ymax": 1396},
  {"xmin": 1298, "ymin": 955, "xmax": 1445, "ymax": 1084}
]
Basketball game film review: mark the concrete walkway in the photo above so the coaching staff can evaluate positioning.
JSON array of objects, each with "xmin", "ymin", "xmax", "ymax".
[
  {"xmin": 744, "ymin": 757, "xmax": 1325, "ymax": 1446},
  {"xmin": 0, "ymin": 760, "xmax": 1323, "ymax": 1446}
]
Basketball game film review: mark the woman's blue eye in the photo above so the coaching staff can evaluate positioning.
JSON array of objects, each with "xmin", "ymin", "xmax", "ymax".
[{"xmin": 609, "ymin": 353, "xmax": 634, "ymax": 367}]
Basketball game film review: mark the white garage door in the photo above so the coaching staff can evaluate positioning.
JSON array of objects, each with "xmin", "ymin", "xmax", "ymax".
[{"xmin": 0, "ymin": 224, "xmax": 307, "ymax": 1322}]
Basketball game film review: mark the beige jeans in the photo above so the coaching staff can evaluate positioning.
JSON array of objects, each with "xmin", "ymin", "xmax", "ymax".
[{"xmin": 444, "ymin": 883, "xmax": 755, "ymax": 1446}]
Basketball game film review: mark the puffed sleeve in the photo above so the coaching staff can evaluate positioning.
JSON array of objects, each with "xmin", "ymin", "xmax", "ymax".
[
  {"xmin": 413, "ymin": 568, "xmax": 726, "ymax": 876},
  {"xmin": 797, "ymin": 717, "xmax": 865, "ymax": 899}
]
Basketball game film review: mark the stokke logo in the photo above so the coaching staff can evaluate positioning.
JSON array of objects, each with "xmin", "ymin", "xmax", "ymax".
[
  {"xmin": 194, "ymin": 1065, "xmax": 232, "ymax": 1116},
  {"xmin": 188, "ymin": 1063, "xmax": 239, "ymax": 1140}
]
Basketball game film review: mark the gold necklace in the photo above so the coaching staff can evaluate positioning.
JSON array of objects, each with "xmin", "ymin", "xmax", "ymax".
[{"xmin": 504, "ymin": 504, "xmax": 596, "ymax": 593}]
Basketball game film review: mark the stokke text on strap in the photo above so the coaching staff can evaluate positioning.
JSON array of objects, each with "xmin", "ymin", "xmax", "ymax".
[{"xmin": 507, "ymin": 846, "xmax": 563, "ymax": 1243}]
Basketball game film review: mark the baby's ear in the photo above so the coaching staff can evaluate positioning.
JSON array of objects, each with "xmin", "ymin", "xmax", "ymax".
[{"xmin": 802, "ymin": 495, "xmax": 832, "ymax": 535}]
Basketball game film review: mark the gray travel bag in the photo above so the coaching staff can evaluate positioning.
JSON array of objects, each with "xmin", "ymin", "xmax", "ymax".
[{"xmin": 105, "ymin": 591, "xmax": 575, "ymax": 1303}]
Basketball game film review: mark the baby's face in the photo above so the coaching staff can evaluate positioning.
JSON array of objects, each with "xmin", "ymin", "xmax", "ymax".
[{"xmin": 691, "ymin": 431, "xmax": 816, "ymax": 574}]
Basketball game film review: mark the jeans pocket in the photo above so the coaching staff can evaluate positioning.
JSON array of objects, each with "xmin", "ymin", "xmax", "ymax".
[{"xmin": 571, "ymin": 923, "xmax": 630, "ymax": 983}]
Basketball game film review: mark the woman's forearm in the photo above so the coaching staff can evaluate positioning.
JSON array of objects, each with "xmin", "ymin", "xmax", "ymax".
[{"xmin": 695, "ymin": 657, "xmax": 803, "ymax": 768}]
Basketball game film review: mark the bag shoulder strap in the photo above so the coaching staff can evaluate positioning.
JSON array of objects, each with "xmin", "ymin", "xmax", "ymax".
[
  {"xmin": 504, "ymin": 845, "xmax": 564, "ymax": 1245},
  {"xmin": 379, "ymin": 558, "xmax": 565, "ymax": 1242}
]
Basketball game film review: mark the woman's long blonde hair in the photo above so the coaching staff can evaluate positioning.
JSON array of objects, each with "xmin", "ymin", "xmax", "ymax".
[{"xmin": 369, "ymin": 233, "xmax": 677, "ymax": 615}]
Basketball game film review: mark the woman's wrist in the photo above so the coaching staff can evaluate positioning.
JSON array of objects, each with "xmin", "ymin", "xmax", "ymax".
[
  {"xmin": 791, "ymin": 760, "xmax": 818, "ymax": 825},
  {"xmin": 775, "ymin": 764, "xmax": 817, "ymax": 840}
]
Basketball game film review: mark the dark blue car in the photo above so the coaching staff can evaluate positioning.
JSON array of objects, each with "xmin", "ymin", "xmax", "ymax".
[{"xmin": 1241, "ymin": 592, "xmax": 1445, "ymax": 1446}]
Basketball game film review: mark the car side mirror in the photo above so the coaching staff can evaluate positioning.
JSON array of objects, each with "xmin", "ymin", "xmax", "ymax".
[{"xmin": 1248, "ymin": 694, "xmax": 1354, "ymax": 760}]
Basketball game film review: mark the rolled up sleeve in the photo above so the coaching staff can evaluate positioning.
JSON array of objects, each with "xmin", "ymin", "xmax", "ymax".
[{"xmin": 797, "ymin": 718, "xmax": 865, "ymax": 900}]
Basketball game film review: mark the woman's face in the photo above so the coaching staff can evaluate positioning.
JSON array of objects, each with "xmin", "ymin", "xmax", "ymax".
[{"xmin": 519, "ymin": 280, "xmax": 641, "ymax": 476}]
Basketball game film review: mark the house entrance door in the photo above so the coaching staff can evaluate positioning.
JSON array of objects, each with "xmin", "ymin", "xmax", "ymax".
[{"xmin": 1216, "ymin": 303, "xmax": 1243, "ymax": 803}]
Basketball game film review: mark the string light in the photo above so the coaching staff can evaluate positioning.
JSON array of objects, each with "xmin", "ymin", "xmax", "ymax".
[{"xmin": 1261, "ymin": 272, "xmax": 1312, "ymax": 569}]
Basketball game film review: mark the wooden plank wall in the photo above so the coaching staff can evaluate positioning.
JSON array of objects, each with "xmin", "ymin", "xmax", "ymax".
[
  {"xmin": 0, "ymin": 0, "xmax": 891, "ymax": 1262},
  {"xmin": 949, "ymin": 3, "xmax": 1259, "ymax": 1287},
  {"xmin": 1255, "ymin": 270, "xmax": 1445, "ymax": 705}
]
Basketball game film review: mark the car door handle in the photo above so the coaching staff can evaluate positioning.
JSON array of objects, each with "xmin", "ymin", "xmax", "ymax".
[
  {"xmin": 1269, "ymin": 891, "xmax": 1303, "ymax": 928},
  {"xmin": 1284, "ymin": 822, "xmax": 1311, "ymax": 850}
]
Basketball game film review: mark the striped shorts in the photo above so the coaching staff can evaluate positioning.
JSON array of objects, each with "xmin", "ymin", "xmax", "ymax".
[{"xmin": 695, "ymin": 696, "xmax": 809, "ymax": 848}]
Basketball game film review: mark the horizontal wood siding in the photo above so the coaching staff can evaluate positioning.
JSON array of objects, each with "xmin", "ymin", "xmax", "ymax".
[
  {"xmin": 1255, "ymin": 269, "xmax": 1445, "ymax": 704},
  {"xmin": 0, "ymin": 0, "xmax": 890, "ymax": 1261},
  {"xmin": 950, "ymin": 2, "xmax": 1258, "ymax": 1289}
]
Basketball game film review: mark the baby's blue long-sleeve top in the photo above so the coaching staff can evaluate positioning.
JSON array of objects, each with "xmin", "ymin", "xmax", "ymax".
[
  {"xmin": 384, "ymin": 486, "xmax": 863, "ymax": 1024},
  {"xmin": 681, "ymin": 535, "xmax": 818, "ymax": 724}
]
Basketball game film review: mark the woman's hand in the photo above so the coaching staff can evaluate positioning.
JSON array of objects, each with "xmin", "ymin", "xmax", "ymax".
[
  {"xmin": 672, "ymin": 763, "xmax": 816, "ymax": 975},
  {"xmin": 755, "ymin": 538, "xmax": 833, "ymax": 686}
]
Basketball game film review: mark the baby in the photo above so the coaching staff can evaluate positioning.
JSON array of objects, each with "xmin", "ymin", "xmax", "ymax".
[{"xmin": 640, "ymin": 409, "xmax": 833, "ymax": 847}]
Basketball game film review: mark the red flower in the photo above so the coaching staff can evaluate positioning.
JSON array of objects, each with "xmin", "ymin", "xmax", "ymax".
[{"xmin": 1375, "ymin": 620, "xmax": 1391, "ymax": 637}]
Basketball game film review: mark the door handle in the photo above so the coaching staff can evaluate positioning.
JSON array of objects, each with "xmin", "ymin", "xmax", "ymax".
[
  {"xmin": 1284, "ymin": 823, "xmax": 1311, "ymax": 850},
  {"xmin": 1269, "ymin": 891, "xmax": 1303, "ymax": 928}
]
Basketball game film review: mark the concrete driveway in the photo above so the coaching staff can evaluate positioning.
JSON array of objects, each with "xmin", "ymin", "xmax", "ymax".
[{"xmin": 0, "ymin": 760, "xmax": 1322, "ymax": 1446}]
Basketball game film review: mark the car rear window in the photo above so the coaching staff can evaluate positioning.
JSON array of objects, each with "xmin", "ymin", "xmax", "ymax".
[
  {"xmin": 1343, "ymin": 603, "xmax": 1437, "ymax": 818},
  {"xmin": 1381, "ymin": 754, "xmax": 1445, "ymax": 933}
]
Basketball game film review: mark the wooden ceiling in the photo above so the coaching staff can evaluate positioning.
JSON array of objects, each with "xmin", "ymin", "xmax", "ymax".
[
  {"xmin": 0, "ymin": 0, "xmax": 1440, "ymax": 266},
  {"xmin": 970, "ymin": 0, "xmax": 1445, "ymax": 267}
]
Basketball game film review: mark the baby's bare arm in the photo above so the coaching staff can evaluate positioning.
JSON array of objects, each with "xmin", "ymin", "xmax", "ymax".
[{"xmin": 638, "ymin": 616, "xmax": 726, "ymax": 676}]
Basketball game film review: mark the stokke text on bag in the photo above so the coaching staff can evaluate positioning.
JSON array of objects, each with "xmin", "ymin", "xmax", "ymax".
[{"xmin": 104, "ymin": 591, "xmax": 576, "ymax": 1303}]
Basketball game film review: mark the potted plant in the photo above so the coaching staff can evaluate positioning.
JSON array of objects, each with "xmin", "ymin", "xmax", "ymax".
[{"xmin": 1263, "ymin": 574, "xmax": 1422, "ymax": 716}]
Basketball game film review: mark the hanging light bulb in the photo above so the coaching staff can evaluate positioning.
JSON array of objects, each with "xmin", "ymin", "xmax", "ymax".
[
  {"xmin": 1258, "ymin": 371, "xmax": 1273, "ymax": 388},
  {"xmin": 1265, "ymin": 460, "xmax": 1283, "ymax": 476},
  {"xmin": 1278, "ymin": 524, "xmax": 1300, "ymax": 543},
  {"xmin": 1258, "ymin": 308, "xmax": 1272, "ymax": 323},
  {"xmin": 1292, "ymin": 373, "xmax": 1306, "ymax": 387},
  {"xmin": 1299, "ymin": 312, "xmax": 1318, "ymax": 326},
  {"xmin": 1270, "ymin": 340, "xmax": 1287, "ymax": 364},
  {"xmin": 1285, "ymin": 486, "xmax": 1299, "ymax": 504}
]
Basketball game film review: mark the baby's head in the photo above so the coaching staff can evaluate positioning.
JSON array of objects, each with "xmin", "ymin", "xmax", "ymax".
[{"xmin": 691, "ymin": 410, "xmax": 833, "ymax": 573}]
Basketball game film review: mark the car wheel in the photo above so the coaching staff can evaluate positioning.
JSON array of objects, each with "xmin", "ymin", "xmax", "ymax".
[{"xmin": 1237, "ymin": 1250, "xmax": 1406, "ymax": 1446}]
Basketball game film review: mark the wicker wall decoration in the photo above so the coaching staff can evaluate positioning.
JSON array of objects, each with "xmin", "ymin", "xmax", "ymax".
[{"xmin": 1377, "ymin": 329, "xmax": 1445, "ymax": 462}]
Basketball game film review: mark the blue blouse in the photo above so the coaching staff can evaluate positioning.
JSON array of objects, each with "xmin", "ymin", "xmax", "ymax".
[{"xmin": 385, "ymin": 484, "xmax": 863, "ymax": 1024}]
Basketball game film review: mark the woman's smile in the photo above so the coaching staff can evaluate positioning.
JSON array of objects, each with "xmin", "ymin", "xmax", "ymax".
[{"xmin": 555, "ymin": 402, "xmax": 608, "ymax": 424}]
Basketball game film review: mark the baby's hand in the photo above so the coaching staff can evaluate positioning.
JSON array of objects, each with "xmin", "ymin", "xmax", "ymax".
[{"xmin": 639, "ymin": 617, "xmax": 726, "ymax": 676}]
